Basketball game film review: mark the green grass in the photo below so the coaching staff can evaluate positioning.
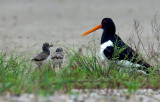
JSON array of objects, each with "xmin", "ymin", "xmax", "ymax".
[{"xmin": 0, "ymin": 44, "xmax": 160, "ymax": 96}]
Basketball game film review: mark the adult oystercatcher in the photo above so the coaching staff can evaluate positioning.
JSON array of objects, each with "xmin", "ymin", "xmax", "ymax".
[
  {"xmin": 81, "ymin": 18, "xmax": 151, "ymax": 73},
  {"xmin": 32, "ymin": 42, "xmax": 53, "ymax": 70}
]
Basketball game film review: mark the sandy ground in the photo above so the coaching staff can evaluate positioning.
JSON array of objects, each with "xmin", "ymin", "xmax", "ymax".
[
  {"xmin": 0, "ymin": 0, "xmax": 160, "ymax": 55},
  {"xmin": 0, "ymin": 89, "xmax": 160, "ymax": 102},
  {"xmin": 0, "ymin": 0, "xmax": 160, "ymax": 101}
]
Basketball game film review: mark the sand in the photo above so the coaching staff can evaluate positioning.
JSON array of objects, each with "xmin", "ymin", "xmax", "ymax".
[
  {"xmin": 0, "ymin": 0, "xmax": 160, "ymax": 101},
  {"xmin": 1, "ymin": 89, "xmax": 160, "ymax": 102},
  {"xmin": 0, "ymin": 0, "xmax": 160, "ymax": 55}
]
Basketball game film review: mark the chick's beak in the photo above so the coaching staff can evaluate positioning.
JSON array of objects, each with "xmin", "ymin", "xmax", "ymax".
[
  {"xmin": 49, "ymin": 44, "xmax": 53, "ymax": 47},
  {"xmin": 81, "ymin": 24, "xmax": 102, "ymax": 36}
]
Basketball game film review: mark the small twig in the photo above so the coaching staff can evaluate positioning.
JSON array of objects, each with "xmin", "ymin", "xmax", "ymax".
[{"xmin": 133, "ymin": 20, "xmax": 149, "ymax": 58}]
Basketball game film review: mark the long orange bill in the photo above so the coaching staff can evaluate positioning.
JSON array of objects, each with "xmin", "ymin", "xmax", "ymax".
[{"xmin": 81, "ymin": 24, "xmax": 102, "ymax": 36}]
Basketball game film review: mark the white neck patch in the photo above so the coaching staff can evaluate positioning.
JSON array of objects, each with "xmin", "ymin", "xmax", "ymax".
[{"xmin": 100, "ymin": 40, "xmax": 113, "ymax": 60}]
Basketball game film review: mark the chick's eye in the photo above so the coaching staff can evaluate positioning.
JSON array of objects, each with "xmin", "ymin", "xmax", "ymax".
[{"xmin": 102, "ymin": 20, "xmax": 107, "ymax": 23}]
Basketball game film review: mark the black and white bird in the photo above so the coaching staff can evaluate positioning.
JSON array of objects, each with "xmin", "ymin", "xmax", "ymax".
[
  {"xmin": 32, "ymin": 42, "xmax": 53, "ymax": 70},
  {"xmin": 81, "ymin": 18, "xmax": 151, "ymax": 73},
  {"xmin": 51, "ymin": 47, "xmax": 64, "ymax": 71}
]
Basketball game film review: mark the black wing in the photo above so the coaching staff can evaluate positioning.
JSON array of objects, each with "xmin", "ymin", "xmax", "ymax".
[
  {"xmin": 32, "ymin": 52, "xmax": 48, "ymax": 61},
  {"xmin": 103, "ymin": 34, "xmax": 151, "ymax": 68}
]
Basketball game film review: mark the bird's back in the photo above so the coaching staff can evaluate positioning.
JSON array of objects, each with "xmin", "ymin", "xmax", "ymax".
[
  {"xmin": 33, "ymin": 52, "xmax": 49, "ymax": 61},
  {"xmin": 51, "ymin": 52, "xmax": 64, "ymax": 59},
  {"xmin": 51, "ymin": 52, "xmax": 64, "ymax": 65},
  {"xmin": 107, "ymin": 34, "xmax": 152, "ymax": 68}
]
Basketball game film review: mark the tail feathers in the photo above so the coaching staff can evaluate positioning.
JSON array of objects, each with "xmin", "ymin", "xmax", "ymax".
[
  {"xmin": 136, "ymin": 60, "xmax": 152, "ymax": 74},
  {"xmin": 137, "ymin": 59, "xmax": 152, "ymax": 68}
]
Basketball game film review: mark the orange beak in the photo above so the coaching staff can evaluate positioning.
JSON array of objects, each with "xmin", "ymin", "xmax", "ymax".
[{"xmin": 81, "ymin": 24, "xmax": 102, "ymax": 36}]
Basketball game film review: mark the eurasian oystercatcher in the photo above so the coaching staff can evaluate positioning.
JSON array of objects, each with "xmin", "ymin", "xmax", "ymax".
[
  {"xmin": 51, "ymin": 47, "xmax": 64, "ymax": 70},
  {"xmin": 32, "ymin": 42, "xmax": 53, "ymax": 70},
  {"xmin": 81, "ymin": 18, "xmax": 151, "ymax": 73}
]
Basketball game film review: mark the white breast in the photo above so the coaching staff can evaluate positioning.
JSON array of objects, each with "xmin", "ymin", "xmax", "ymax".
[
  {"xmin": 116, "ymin": 60, "xmax": 141, "ymax": 68},
  {"xmin": 100, "ymin": 40, "xmax": 113, "ymax": 60}
]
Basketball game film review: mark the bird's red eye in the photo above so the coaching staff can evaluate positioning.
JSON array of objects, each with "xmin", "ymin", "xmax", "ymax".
[{"xmin": 102, "ymin": 20, "xmax": 107, "ymax": 23}]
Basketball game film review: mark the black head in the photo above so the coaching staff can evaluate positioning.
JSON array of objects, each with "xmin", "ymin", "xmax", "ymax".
[
  {"xmin": 55, "ymin": 47, "xmax": 63, "ymax": 52},
  {"xmin": 42, "ymin": 42, "xmax": 53, "ymax": 54},
  {"xmin": 81, "ymin": 18, "xmax": 116, "ymax": 37},
  {"xmin": 42, "ymin": 42, "xmax": 49, "ymax": 48},
  {"xmin": 101, "ymin": 18, "xmax": 116, "ymax": 34},
  {"xmin": 42, "ymin": 42, "xmax": 53, "ymax": 49}
]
